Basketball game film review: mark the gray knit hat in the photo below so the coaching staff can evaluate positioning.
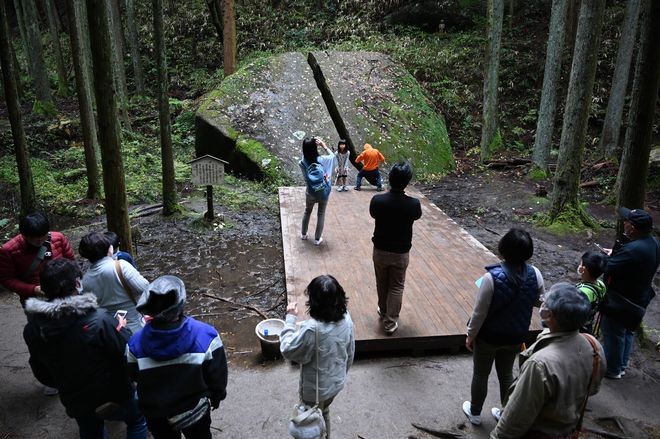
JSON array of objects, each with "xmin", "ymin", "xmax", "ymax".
[{"xmin": 136, "ymin": 275, "xmax": 186, "ymax": 321}]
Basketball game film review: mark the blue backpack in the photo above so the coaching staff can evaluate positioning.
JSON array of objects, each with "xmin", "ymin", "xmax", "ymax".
[{"xmin": 303, "ymin": 160, "xmax": 331, "ymax": 198}]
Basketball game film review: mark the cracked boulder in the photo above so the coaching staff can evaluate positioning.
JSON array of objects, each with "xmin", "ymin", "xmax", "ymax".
[{"xmin": 195, "ymin": 51, "xmax": 453, "ymax": 185}]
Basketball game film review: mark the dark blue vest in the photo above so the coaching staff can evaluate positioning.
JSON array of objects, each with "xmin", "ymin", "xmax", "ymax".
[{"xmin": 478, "ymin": 263, "xmax": 538, "ymax": 345}]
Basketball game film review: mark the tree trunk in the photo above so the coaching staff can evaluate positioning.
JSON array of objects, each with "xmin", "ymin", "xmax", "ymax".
[
  {"xmin": 10, "ymin": 43, "xmax": 24, "ymax": 99},
  {"xmin": 44, "ymin": 0, "xmax": 68, "ymax": 96},
  {"xmin": 86, "ymin": 0, "xmax": 133, "ymax": 254},
  {"xmin": 223, "ymin": 0, "xmax": 236, "ymax": 76},
  {"xmin": 479, "ymin": 0, "xmax": 504, "ymax": 162},
  {"xmin": 206, "ymin": 0, "xmax": 224, "ymax": 44},
  {"xmin": 125, "ymin": 0, "xmax": 144, "ymax": 95},
  {"xmin": 600, "ymin": 0, "xmax": 641, "ymax": 160},
  {"xmin": 107, "ymin": 0, "xmax": 131, "ymax": 128},
  {"xmin": 152, "ymin": 0, "xmax": 177, "ymax": 216},
  {"xmin": 531, "ymin": 0, "xmax": 568, "ymax": 174},
  {"xmin": 12, "ymin": 0, "xmax": 30, "ymax": 74},
  {"xmin": 77, "ymin": 0, "xmax": 96, "ymax": 109},
  {"xmin": 66, "ymin": 0, "xmax": 100, "ymax": 200},
  {"xmin": 0, "ymin": 1, "xmax": 36, "ymax": 215},
  {"xmin": 565, "ymin": 0, "xmax": 580, "ymax": 55},
  {"xmin": 549, "ymin": 0, "xmax": 605, "ymax": 224},
  {"xmin": 23, "ymin": 0, "xmax": 55, "ymax": 114},
  {"xmin": 615, "ymin": 0, "xmax": 660, "ymax": 238}
]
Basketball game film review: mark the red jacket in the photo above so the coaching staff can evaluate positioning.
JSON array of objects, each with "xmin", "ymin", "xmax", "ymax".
[{"xmin": 0, "ymin": 232, "xmax": 75, "ymax": 300}]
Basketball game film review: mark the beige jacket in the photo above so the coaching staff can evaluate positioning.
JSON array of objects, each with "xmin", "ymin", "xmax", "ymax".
[{"xmin": 491, "ymin": 329, "xmax": 606, "ymax": 438}]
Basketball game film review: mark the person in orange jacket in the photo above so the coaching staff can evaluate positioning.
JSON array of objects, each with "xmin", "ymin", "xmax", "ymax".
[{"xmin": 354, "ymin": 143, "xmax": 385, "ymax": 191}]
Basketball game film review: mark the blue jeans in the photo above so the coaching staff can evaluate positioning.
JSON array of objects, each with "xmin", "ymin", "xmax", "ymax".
[
  {"xmin": 355, "ymin": 168, "xmax": 382, "ymax": 189},
  {"xmin": 75, "ymin": 393, "xmax": 147, "ymax": 439},
  {"xmin": 601, "ymin": 314, "xmax": 634, "ymax": 375}
]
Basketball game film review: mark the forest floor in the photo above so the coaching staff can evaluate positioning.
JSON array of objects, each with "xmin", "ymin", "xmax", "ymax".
[{"xmin": 1, "ymin": 159, "xmax": 658, "ymax": 438}]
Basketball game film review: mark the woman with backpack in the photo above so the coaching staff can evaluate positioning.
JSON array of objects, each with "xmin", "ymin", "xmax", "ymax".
[{"xmin": 299, "ymin": 137, "xmax": 336, "ymax": 245}]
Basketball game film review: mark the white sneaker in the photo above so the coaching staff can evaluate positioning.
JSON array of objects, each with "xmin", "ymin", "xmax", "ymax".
[
  {"xmin": 314, "ymin": 238, "xmax": 323, "ymax": 246},
  {"xmin": 491, "ymin": 407, "xmax": 502, "ymax": 421},
  {"xmin": 336, "ymin": 186, "xmax": 343, "ymax": 192},
  {"xmin": 342, "ymin": 185, "xmax": 349, "ymax": 191},
  {"xmin": 301, "ymin": 234, "xmax": 308, "ymax": 240},
  {"xmin": 462, "ymin": 401, "xmax": 481, "ymax": 425}
]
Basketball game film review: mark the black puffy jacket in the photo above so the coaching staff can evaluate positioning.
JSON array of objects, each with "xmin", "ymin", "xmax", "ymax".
[{"xmin": 23, "ymin": 293, "xmax": 134, "ymax": 418}]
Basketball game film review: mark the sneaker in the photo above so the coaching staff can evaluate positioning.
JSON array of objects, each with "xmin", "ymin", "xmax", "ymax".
[
  {"xmin": 462, "ymin": 401, "xmax": 481, "ymax": 426},
  {"xmin": 301, "ymin": 234, "xmax": 308, "ymax": 240},
  {"xmin": 354, "ymin": 186, "xmax": 361, "ymax": 191},
  {"xmin": 43, "ymin": 386, "xmax": 58, "ymax": 396},
  {"xmin": 376, "ymin": 186, "xmax": 383, "ymax": 192},
  {"xmin": 376, "ymin": 307, "xmax": 384, "ymax": 320},
  {"xmin": 384, "ymin": 320, "xmax": 398, "ymax": 335},
  {"xmin": 621, "ymin": 369, "xmax": 626, "ymax": 376},
  {"xmin": 314, "ymin": 238, "xmax": 323, "ymax": 246},
  {"xmin": 605, "ymin": 372, "xmax": 622, "ymax": 379},
  {"xmin": 342, "ymin": 185, "xmax": 349, "ymax": 191},
  {"xmin": 336, "ymin": 186, "xmax": 342, "ymax": 192},
  {"xmin": 491, "ymin": 407, "xmax": 502, "ymax": 421}
]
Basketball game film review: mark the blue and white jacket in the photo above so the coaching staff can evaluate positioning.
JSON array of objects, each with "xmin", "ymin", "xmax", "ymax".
[{"xmin": 127, "ymin": 316, "xmax": 228, "ymax": 418}]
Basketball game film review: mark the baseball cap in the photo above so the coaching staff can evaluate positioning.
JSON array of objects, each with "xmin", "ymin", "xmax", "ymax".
[{"xmin": 618, "ymin": 207, "xmax": 652, "ymax": 232}]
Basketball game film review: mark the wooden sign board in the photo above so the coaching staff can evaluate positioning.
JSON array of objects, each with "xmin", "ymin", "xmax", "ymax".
[{"xmin": 190, "ymin": 155, "xmax": 228, "ymax": 186}]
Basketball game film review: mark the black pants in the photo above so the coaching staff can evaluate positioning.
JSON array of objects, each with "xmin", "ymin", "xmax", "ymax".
[{"xmin": 146, "ymin": 411, "xmax": 212, "ymax": 439}]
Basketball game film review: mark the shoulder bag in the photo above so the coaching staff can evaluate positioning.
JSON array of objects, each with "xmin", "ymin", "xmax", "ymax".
[
  {"xmin": 114, "ymin": 260, "xmax": 138, "ymax": 304},
  {"xmin": 288, "ymin": 323, "xmax": 326, "ymax": 439}
]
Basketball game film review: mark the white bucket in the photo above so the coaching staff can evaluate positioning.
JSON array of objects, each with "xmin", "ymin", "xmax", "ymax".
[{"xmin": 255, "ymin": 318, "xmax": 285, "ymax": 359}]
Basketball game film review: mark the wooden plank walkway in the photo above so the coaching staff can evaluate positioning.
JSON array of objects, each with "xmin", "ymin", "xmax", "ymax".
[{"xmin": 279, "ymin": 186, "xmax": 541, "ymax": 352}]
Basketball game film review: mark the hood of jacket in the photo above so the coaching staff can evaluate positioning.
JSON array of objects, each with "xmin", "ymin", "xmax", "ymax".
[
  {"xmin": 363, "ymin": 143, "xmax": 372, "ymax": 151},
  {"xmin": 136, "ymin": 317, "xmax": 201, "ymax": 361},
  {"xmin": 24, "ymin": 293, "xmax": 98, "ymax": 339}
]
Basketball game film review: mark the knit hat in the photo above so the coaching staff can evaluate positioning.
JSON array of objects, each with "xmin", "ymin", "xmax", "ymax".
[
  {"xmin": 618, "ymin": 207, "xmax": 652, "ymax": 233},
  {"xmin": 136, "ymin": 275, "xmax": 186, "ymax": 322}
]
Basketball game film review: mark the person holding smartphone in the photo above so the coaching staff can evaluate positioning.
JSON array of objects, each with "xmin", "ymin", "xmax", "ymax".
[{"xmin": 23, "ymin": 259, "xmax": 147, "ymax": 438}]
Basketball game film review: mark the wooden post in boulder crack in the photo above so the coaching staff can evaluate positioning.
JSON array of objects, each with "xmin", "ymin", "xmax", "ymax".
[{"xmin": 307, "ymin": 52, "xmax": 361, "ymax": 170}]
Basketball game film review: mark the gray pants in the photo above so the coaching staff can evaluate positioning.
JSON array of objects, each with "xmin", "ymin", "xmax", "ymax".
[
  {"xmin": 301, "ymin": 193, "xmax": 329, "ymax": 241},
  {"xmin": 470, "ymin": 338, "xmax": 519, "ymax": 415},
  {"xmin": 373, "ymin": 247, "xmax": 410, "ymax": 324}
]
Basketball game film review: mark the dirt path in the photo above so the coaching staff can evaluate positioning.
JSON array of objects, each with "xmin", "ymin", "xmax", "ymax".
[{"xmin": 1, "ymin": 169, "xmax": 658, "ymax": 438}]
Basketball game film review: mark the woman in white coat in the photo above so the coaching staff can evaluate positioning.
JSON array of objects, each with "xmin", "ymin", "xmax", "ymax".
[
  {"xmin": 280, "ymin": 275, "xmax": 355, "ymax": 438},
  {"xmin": 79, "ymin": 232, "xmax": 149, "ymax": 333}
]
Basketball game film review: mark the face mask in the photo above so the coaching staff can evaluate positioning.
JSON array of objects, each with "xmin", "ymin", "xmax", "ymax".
[
  {"xmin": 577, "ymin": 266, "xmax": 582, "ymax": 276},
  {"xmin": 76, "ymin": 280, "xmax": 83, "ymax": 294}
]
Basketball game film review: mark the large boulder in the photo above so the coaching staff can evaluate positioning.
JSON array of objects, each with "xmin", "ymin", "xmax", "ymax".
[{"xmin": 196, "ymin": 51, "xmax": 453, "ymax": 184}]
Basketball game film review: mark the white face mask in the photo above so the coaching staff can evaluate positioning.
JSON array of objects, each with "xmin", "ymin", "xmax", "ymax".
[{"xmin": 76, "ymin": 280, "xmax": 83, "ymax": 294}]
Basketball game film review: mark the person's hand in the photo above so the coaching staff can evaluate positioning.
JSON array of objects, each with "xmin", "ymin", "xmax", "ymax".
[
  {"xmin": 33, "ymin": 285, "xmax": 42, "ymax": 295},
  {"xmin": 287, "ymin": 302, "xmax": 298, "ymax": 316},
  {"xmin": 465, "ymin": 336, "xmax": 474, "ymax": 352},
  {"xmin": 117, "ymin": 315, "xmax": 127, "ymax": 329}
]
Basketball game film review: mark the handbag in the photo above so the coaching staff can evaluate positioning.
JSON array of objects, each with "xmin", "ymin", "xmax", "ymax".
[
  {"xmin": 600, "ymin": 290, "xmax": 646, "ymax": 330},
  {"xmin": 288, "ymin": 324, "xmax": 326, "ymax": 439}
]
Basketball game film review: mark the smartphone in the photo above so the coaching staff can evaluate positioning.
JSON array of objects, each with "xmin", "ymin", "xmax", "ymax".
[{"xmin": 114, "ymin": 309, "xmax": 127, "ymax": 320}]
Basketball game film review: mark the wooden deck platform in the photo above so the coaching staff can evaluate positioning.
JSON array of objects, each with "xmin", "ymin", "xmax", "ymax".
[{"xmin": 279, "ymin": 186, "xmax": 541, "ymax": 352}]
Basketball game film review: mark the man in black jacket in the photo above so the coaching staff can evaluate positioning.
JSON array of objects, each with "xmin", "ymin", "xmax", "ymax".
[
  {"xmin": 23, "ymin": 259, "xmax": 147, "ymax": 438},
  {"xmin": 601, "ymin": 208, "xmax": 660, "ymax": 379},
  {"xmin": 369, "ymin": 162, "xmax": 422, "ymax": 335}
]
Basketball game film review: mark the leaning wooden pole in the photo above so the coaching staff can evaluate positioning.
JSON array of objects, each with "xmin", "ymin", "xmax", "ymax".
[{"xmin": 307, "ymin": 52, "xmax": 359, "ymax": 167}]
